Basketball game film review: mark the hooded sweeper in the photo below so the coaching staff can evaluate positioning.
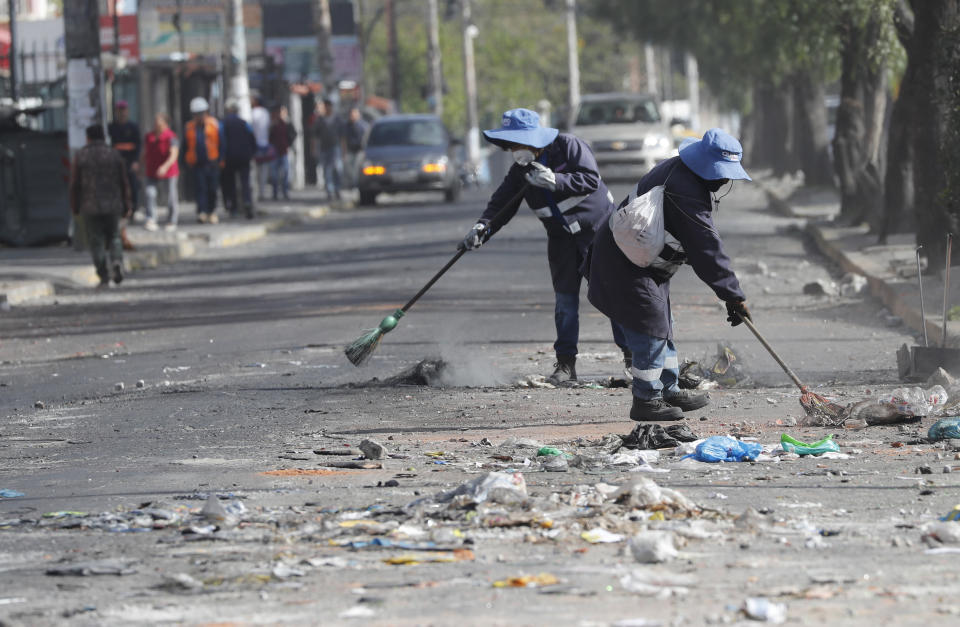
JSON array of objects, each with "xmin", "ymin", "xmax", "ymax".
[
  {"xmin": 458, "ymin": 108, "xmax": 630, "ymax": 385},
  {"xmin": 585, "ymin": 129, "xmax": 752, "ymax": 422}
]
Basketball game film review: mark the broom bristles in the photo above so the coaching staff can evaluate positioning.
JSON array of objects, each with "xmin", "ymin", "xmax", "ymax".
[{"xmin": 344, "ymin": 328, "xmax": 384, "ymax": 366}]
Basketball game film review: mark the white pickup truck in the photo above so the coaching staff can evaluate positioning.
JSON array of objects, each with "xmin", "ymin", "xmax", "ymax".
[{"xmin": 570, "ymin": 93, "xmax": 675, "ymax": 181}]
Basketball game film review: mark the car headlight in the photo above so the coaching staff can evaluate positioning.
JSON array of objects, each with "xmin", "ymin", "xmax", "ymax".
[
  {"xmin": 422, "ymin": 155, "xmax": 448, "ymax": 174},
  {"xmin": 643, "ymin": 135, "xmax": 671, "ymax": 149},
  {"xmin": 362, "ymin": 164, "xmax": 385, "ymax": 176}
]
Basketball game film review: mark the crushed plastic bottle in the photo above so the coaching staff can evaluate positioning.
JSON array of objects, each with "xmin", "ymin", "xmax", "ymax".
[{"xmin": 886, "ymin": 385, "xmax": 948, "ymax": 416}]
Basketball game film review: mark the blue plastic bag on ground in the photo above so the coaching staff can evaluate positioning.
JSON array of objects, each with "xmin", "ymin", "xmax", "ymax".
[
  {"xmin": 928, "ymin": 418, "xmax": 960, "ymax": 441},
  {"xmin": 684, "ymin": 436, "xmax": 762, "ymax": 463}
]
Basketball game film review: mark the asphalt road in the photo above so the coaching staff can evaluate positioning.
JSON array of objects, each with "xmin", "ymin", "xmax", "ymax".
[{"xmin": 2, "ymin": 182, "xmax": 956, "ymax": 626}]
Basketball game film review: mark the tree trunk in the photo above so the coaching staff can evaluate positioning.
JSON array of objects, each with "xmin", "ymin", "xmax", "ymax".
[
  {"xmin": 912, "ymin": 0, "xmax": 960, "ymax": 269},
  {"xmin": 314, "ymin": 0, "xmax": 335, "ymax": 90},
  {"xmin": 743, "ymin": 80, "xmax": 793, "ymax": 172},
  {"xmin": 832, "ymin": 10, "xmax": 888, "ymax": 226},
  {"xmin": 792, "ymin": 72, "xmax": 834, "ymax": 187}
]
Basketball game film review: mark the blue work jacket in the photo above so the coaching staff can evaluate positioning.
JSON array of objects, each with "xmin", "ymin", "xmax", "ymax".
[{"xmin": 586, "ymin": 156, "xmax": 745, "ymax": 339}]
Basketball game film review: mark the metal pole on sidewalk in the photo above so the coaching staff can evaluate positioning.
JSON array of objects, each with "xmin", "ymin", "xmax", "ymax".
[
  {"xmin": 8, "ymin": 0, "xmax": 19, "ymax": 103},
  {"xmin": 565, "ymin": 0, "xmax": 580, "ymax": 130},
  {"xmin": 461, "ymin": 0, "xmax": 479, "ymax": 168},
  {"xmin": 426, "ymin": 0, "xmax": 443, "ymax": 117},
  {"xmin": 226, "ymin": 0, "xmax": 251, "ymax": 120}
]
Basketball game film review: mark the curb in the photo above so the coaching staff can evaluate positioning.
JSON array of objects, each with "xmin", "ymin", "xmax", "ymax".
[
  {"xmin": 762, "ymin": 181, "xmax": 960, "ymax": 348},
  {"xmin": 0, "ymin": 210, "xmax": 323, "ymax": 306},
  {"xmin": 0, "ymin": 280, "xmax": 55, "ymax": 307}
]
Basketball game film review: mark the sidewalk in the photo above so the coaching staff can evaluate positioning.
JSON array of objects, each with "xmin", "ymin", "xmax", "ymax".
[
  {"xmin": 759, "ymin": 176, "xmax": 960, "ymax": 350},
  {"xmin": 0, "ymin": 190, "xmax": 336, "ymax": 307}
]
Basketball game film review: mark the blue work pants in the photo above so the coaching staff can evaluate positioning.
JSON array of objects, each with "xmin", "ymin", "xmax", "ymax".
[
  {"xmin": 554, "ymin": 291, "xmax": 627, "ymax": 357},
  {"xmin": 618, "ymin": 325, "xmax": 680, "ymax": 400}
]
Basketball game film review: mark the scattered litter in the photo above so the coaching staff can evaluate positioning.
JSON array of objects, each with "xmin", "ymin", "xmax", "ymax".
[
  {"xmin": 780, "ymin": 434, "xmax": 840, "ymax": 456},
  {"xmin": 581, "ymin": 528, "xmax": 625, "ymax": 544},
  {"xmin": 492, "ymin": 573, "xmax": 559, "ymax": 588},
  {"xmin": 33, "ymin": 400, "xmax": 44, "ymax": 409},
  {"xmin": 339, "ymin": 605, "xmax": 377, "ymax": 619},
  {"xmin": 46, "ymin": 559, "xmax": 137, "ymax": 577},
  {"xmin": 803, "ymin": 279, "xmax": 835, "ymax": 296},
  {"xmin": 930, "ymin": 419, "xmax": 960, "ymax": 442},
  {"xmin": 743, "ymin": 597, "xmax": 788, "ymax": 623},
  {"xmin": 114, "ymin": 382, "xmax": 124, "ymax": 391},
  {"xmin": 0, "ymin": 598, "xmax": 26, "ymax": 606},
  {"xmin": 136, "ymin": 379, "xmax": 145, "ymax": 388},
  {"xmin": 628, "ymin": 531, "xmax": 679, "ymax": 563},
  {"xmin": 684, "ymin": 436, "xmax": 762, "ymax": 463},
  {"xmin": 319, "ymin": 461, "xmax": 383, "ymax": 469},
  {"xmin": 425, "ymin": 472, "xmax": 527, "ymax": 506},
  {"xmin": 839, "ymin": 272, "xmax": 868, "ymax": 296},
  {"xmin": 0, "ymin": 489, "xmax": 24, "ymax": 499},
  {"xmin": 620, "ymin": 569, "xmax": 695, "ymax": 597},
  {"xmin": 622, "ymin": 423, "xmax": 699, "ymax": 450},
  {"xmin": 159, "ymin": 573, "xmax": 204, "ymax": 591},
  {"xmin": 885, "ymin": 386, "xmax": 948, "ymax": 417}
]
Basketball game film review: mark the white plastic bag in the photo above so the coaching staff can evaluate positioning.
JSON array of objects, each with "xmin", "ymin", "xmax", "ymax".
[{"xmin": 609, "ymin": 185, "xmax": 666, "ymax": 267}]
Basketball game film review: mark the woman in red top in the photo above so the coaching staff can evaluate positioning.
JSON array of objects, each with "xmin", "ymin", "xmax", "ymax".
[{"xmin": 143, "ymin": 113, "xmax": 180, "ymax": 231}]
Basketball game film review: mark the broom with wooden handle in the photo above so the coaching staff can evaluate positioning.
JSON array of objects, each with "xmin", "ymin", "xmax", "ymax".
[{"xmin": 345, "ymin": 184, "xmax": 530, "ymax": 366}]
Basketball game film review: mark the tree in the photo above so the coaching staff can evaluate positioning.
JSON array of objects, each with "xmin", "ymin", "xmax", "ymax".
[
  {"xmin": 831, "ymin": 2, "xmax": 893, "ymax": 226},
  {"xmin": 913, "ymin": 0, "xmax": 960, "ymax": 269},
  {"xmin": 879, "ymin": 0, "xmax": 917, "ymax": 242}
]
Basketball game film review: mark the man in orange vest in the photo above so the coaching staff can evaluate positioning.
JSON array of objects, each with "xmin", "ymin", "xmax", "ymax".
[{"xmin": 184, "ymin": 97, "xmax": 224, "ymax": 224}]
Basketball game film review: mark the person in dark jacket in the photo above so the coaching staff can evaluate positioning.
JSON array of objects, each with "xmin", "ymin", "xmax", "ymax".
[
  {"xmin": 220, "ymin": 101, "xmax": 257, "ymax": 219},
  {"xmin": 458, "ymin": 108, "xmax": 629, "ymax": 384},
  {"xmin": 108, "ymin": 100, "xmax": 140, "ymax": 210},
  {"xmin": 269, "ymin": 105, "xmax": 297, "ymax": 201},
  {"xmin": 69, "ymin": 124, "xmax": 132, "ymax": 288},
  {"xmin": 586, "ymin": 128, "xmax": 752, "ymax": 422}
]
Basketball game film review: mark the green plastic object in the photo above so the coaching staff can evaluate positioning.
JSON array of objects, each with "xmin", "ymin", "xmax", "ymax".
[
  {"xmin": 780, "ymin": 434, "xmax": 840, "ymax": 456},
  {"xmin": 378, "ymin": 309, "xmax": 405, "ymax": 332},
  {"xmin": 537, "ymin": 446, "xmax": 573, "ymax": 459}
]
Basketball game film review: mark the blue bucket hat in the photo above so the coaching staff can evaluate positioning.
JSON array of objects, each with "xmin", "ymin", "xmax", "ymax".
[
  {"xmin": 679, "ymin": 128, "xmax": 751, "ymax": 181},
  {"xmin": 482, "ymin": 108, "xmax": 559, "ymax": 150}
]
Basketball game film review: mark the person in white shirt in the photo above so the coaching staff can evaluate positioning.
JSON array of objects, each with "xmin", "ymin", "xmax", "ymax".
[{"xmin": 250, "ymin": 94, "xmax": 272, "ymax": 202}]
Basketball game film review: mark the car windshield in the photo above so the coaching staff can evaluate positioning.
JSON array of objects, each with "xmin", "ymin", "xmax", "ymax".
[
  {"xmin": 575, "ymin": 99, "xmax": 661, "ymax": 125},
  {"xmin": 367, "ymin": 120, "xmax": 447, "ymax": 147}
]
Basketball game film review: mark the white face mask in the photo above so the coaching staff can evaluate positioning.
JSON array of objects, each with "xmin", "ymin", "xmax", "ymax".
[{"xmin": 512, "ymin": 149, "xmax": 535, "ymax": 166}]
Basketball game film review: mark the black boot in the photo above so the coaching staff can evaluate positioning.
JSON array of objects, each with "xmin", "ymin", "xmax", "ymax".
[
  {"xmin": 547, "ymin": 354, "xmax": 577, "ymax": 385},
  {"xmin": 664, "ymin": 389, "xmax": 710, "ymax": 412},
  {"xmin": 630, "ymin": 397, "xmax": 683, "ymax": 422},
  {"xmin": 111, "ymin": 263, "xmax": 124, "ymax": 285}
]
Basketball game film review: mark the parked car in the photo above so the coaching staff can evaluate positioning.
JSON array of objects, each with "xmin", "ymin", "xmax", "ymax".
[
  {"xmin": 357, "ymin": 114, "xmax": 462, "ymax": 206},
  {"xmin": 570, "ymin": 93, "xmax": 674, "ymax": 181}
]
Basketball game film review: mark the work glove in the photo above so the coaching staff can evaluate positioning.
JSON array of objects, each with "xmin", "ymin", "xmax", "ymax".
[
  {"xmin": 725, "ymin": 300, "xmax": 752, "ymax": 327},
  {"xmin": 458, "ymin": 222, "xmax": 489, "ymax": 251},
  {"xmin": 524, "ymin": 161, "xmax": 557, "ymax": 191}
]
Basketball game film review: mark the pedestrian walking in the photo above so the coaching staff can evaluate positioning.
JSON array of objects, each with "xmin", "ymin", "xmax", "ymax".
[
  {"xmin": 268, "ymin": 105, "xmax": 296, "ymax": 201},
  {"xmin": 143, "ymin": 112, "xmax": 180, "ymax": 231},
  {"xmin": 183, "ymin": 97, "xmax": 223, "ymax": 224},
  {"xmin": 250, "ymin": 94, "xmax": 273, "ymax": 202},
  {"xmin": 220, "ymin": 101, "xmax": 257, "ymax": 219},
  {"xmin": 108, "ymin": 100, "xmax": 141, "ymax": 211},
  {"xmin": 458, "ymin": 108, "xmax": 629, "ymax": 385},
  {"xmin": 69, "ymin": 124, "xmax": 132, "ymax": 288},
  {"xmin": 341, "ymin": 106, "xmax": 368, "ymax": 189},
  {"xmin": 585, "ymin": 129, "xmax": 752, "ymax": 422},
  {"xmin": 311, "ymin": 99, "xmax": 342, "ymax": 201}
]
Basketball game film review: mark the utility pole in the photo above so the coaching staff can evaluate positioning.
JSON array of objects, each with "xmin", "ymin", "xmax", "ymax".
[
  {"xmin": 644, "ymin": 43, "xmax": 658, "ymax": 96},
  {"xmin": 685, "ymin": 52, "xmax": 699, "ymax": 130},
  {"xmin": 226, "ymin": 0, "xmax": 251, "ymax": 120},
  {"xmin": 461, "ymin": 0, "xmax": 479, "ymax": 167},
  {"xmin": 385, "ymin": 0, "xmax": 400, "ymax": 107},
  {"xmin": 314, "ymin": 0, "xmax": 335, "ymax": 93},
  {"xmin": 426, "ymin": 0, "xmax": 443, "ymax": 116},
  {"xmin": 63, "ymin": 0, "xmax": 105, "ymax": 151},
  {"xmin": 565, "ymin": 0, "xmax": 580, "ymax": 129},
  {"xmin": 7, "ymin": 0, "xmax": 18, "ymax": 103}
]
